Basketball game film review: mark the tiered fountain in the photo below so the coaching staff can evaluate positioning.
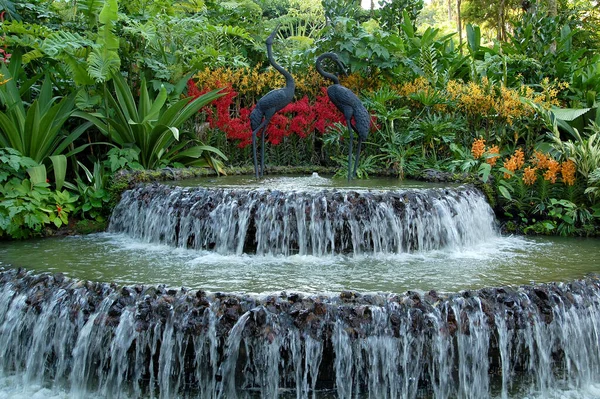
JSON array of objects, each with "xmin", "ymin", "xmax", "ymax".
[{"xmin": 0, "ymin": 175, "xmax": 599, "ymax": 398}]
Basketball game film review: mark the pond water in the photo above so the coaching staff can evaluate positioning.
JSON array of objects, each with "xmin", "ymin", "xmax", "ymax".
[
  {"xmin": 1, "ymin": 232, "xmax": 599, "ymax": 295},
  {"xmin": 167, "ymin": 173, "xmax": 454, "ymax": 190}
]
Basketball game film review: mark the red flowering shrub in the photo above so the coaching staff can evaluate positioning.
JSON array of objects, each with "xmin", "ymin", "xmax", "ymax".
[{"xmin": 187, "ymin": 79, "xmax": 350, "ymax": 149}]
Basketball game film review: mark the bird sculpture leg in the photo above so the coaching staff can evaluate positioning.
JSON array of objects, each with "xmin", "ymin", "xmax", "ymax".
[
  {"xmin": 346, "ymin": 117, "xmax": 354, "ymax": 181},
  {"xmin": 260, "ymin": 114, "xmax": 275, "ymax": 178},
  {"xmin": 252, "ymin": 120, "xmax": 267, "ymax": 179},
  {"xmin": 260, "ymin": 121, "xmax": 267, "ymax": 178},
  {"xmin": 353, "ymin": 137, "xmax": 363, "ymax": 180}
]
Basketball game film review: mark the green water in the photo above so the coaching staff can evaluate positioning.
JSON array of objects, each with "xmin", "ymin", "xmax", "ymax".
[{"xmin": 1, "ymin": 233, "xmax": 599, "ymax": 294}]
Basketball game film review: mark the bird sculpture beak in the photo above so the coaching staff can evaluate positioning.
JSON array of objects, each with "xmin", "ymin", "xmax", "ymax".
[{"xmin": 266, "ymin": 24, "xmax": 281, "ymax": 45}]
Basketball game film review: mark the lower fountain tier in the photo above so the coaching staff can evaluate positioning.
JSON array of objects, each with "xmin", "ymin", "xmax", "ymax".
[
  {"xmin": 108, "ymin": 183, "xmax": 498, "ymax": 255},
  {"xmin": 1, "ymin": 268, "xmax": 600, "ymax": 398}
]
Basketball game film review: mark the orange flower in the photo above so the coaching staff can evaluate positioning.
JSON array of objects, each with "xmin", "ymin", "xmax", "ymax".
[
  {"xmin": 543, "ymin": 159, "xmax": 561, "ymax": 183},
  {"xmin": 503, "ymin": 157, "xmax": 517, "ymax": 179},
  {"xmin": 513, "ymin": 148, "xmax": 525, "ymax": 170},
  {"xmin": 486, "ymin": 145, "xmax": 500, "ymax": 166},
  {"xmin": 561, "ymin": 159, "xmax": 576, "ymax": 185},
  {"xmin": 523, "ymin": 166, "xmax": 538, "ymax": 186},
  {"xmin": 531, "ymin": 150, "xmax": 550, "ymax": 169},
  {"xmin": 471, "ymin": 138, "xmax": 486, "ymax": 158}
]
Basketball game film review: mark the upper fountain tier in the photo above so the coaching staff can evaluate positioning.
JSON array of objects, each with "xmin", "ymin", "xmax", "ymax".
[{"xmin": 109, "ymin": 180, "xmax": 498, "ymax": 256}]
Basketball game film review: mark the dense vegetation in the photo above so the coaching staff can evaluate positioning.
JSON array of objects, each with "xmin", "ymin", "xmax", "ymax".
[{"xmin": 1, "ymin": 0, "xmax": 599, "ymax": 238}]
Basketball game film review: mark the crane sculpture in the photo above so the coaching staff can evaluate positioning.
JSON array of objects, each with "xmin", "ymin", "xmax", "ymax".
[
  {"xmin": 250, "ymin": 25, "xmax": 295, "ymax": 179},
  {"xmin": 315, "ymin": 52, "xmax": 370, "ymax": 180}
]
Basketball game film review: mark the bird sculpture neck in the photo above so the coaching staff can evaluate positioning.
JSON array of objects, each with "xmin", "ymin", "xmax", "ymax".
[
  {"xmin": 316, "ymin": 53, "xmax": 341, "ymax": 85},
  {"xmin": 267, "ymin": 41, "xmax": 295, "ymax": 91}
]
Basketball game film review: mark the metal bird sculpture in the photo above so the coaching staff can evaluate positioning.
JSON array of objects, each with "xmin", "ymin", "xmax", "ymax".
[
  {"xmin": 250, "ymin": 25, "xmax": 295, "ymax": 178},
  {"xmin": 315, "ymin": 52, "xmax": 370, "ymax": 180}
]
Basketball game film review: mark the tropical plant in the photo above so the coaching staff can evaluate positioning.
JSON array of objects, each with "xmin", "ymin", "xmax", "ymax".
[
  {"xmin": 312, "ymin": 14, "xmax": 405, "ymax": 76},
  {"xmin": 0, "ymin": 62, "xmax": 90, "ymax": 164},
  {"xmin": 71, "ymin": 160, "xmax": 112, "ymax": 221},
  {"xmin": 412, "ymin": 113, "xmax": 457, "ymax": 164},
  {"xmin": 364, "ymin": 87, "xmax": 419, "ymax": 178},
  {"xmin": 0, "ymin": 148, "xmax": 78, "ymax": 238},
  {"xmin": 548, "ymin": 125, "xmax": 600, "ymax": 180},
  {"xmin": 586, "ymin": 167, "xmax": 600, "ymax": 203},
  {"xmin": 547, "ymin": 198, "xmax": 595, "ymax": 236},
  {"xmin": 376, "ymin": 0, "xmax": 424, "ymax": 33},
  {"xmin": 75, "ymin": 72, "xmax": 228, "ymax": 171},
  {"xmin": 505, "ymin": 8, "xmax": 585, "ymax": 84}
]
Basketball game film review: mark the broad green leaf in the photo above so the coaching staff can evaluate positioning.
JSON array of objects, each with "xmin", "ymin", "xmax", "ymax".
[
  {"xmin": 49, "ymin": 155, "xmax": 67, "ymax": 190},
  {"xmin": 27, "ymin": 165, "xmax": 47, "ymax": 186},
  {"xmin": 498, "ymin": 186, "xmax": 512, "ymax": 201},
  {"xmin": 550, "ymin": 107, "xmax": 592, "ymax": 122}
]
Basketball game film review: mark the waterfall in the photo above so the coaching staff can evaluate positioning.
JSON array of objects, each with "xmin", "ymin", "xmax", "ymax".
[
  {"xmin": 108, "ymin": 184, "xmax": 497, "ymax": 255},
  {"xmin": 1, "ymin": 268, "xmax": 600, "ymax": 398}
]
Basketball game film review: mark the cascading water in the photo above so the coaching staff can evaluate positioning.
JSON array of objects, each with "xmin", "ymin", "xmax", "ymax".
[
  {"xmin": 108, "ymin": 183, "xmax": 497, "ymax": 255},
  {"xmin": 1, "ymin": 269, "xmax": 600, "ymax": 398},
  {"xmin": 2, "ymin": 180, "xmax": 600, "ymax": 398}
]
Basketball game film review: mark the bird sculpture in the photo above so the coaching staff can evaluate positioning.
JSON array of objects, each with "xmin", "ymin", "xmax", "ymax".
[
  {"xmin": 315, "ymin": 52, "xmax": 370, "ymax": 180},
  {"xmin": 250, "ymin": 25, "xmax": 295, "ymax": 179}
]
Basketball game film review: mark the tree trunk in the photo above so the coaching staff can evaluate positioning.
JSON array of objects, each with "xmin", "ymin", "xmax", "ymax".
[
  {"xmin": 548, "ymin": 0, "xmax": 557, "ymax": 16},
  {"xmin": 448, "ymin": 0, "xmax": 453, "ymax": 20},
  {"xmin": 497, "ymin": 0, "xmax": 506, "ymax": 41},
  {"xmin": 457, "ymin": 0, "xmax": 463, "ymax": 52}
]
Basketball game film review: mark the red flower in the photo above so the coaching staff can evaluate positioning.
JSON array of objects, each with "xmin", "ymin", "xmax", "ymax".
[{"xmin": 185, "ymin": 79, "xmax": 373, "ymax": 149}]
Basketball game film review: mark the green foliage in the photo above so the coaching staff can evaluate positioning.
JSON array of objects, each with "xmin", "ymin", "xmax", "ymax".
[
  {"xmin": 0, "ymin": 0, "xmax": 20, "ymax": 20},
  {"xmin": 332, "ymin": 153, "xmax": 379, "ymax": 180},
  {"xmin": 87, "ymin": 0, "xmax": 120, "ymax": 83},
  {"xmin": 0, "ymin": 148, "xmax": 79, "ymax": 238},
  {"xmin": 105, "ymin": 147, "xmax": 144, "ymax": 172},
  {"xmin": 376, "ymin": 0, "xmax": 424, "ymax": 33},
  {"xmin": 0, "ymin": 63, "xmax": 89, "ymax": 164},
  {"xmin": 585, "ymin": 167, "xmax": 600, "ymax": 203},
  {"xmin": 0, "ymin": 147, "xmax": 37, "ymax": 182},
  {"xmin": 313, "ymin": 15, "xmax": 405, "ymax": 75},
  {"xmin": 398, "ymin": 16, "xmax": 467, "ymax": 84},
  {"xmin": 549, "ymin": 127, "xmax": 600, "ymax": 180},
  {"xmin": 74, "ymin": 72, "xmax": 227, "ymax": 170},
  {"xmin": 120, "ymin": 14, "xmax": 254, "ymax": 82},
  {"xmin": 321, "ymin": 0, "xmax": 361, "ymax": 21},
  {"xmin": 506, "ymin": 10, "xmax": 585, "ymax": 84},
  {"xmin": 547, "ymin": 198, "xmax": 595, "ymax": 236},
  {"xmin": 72, "ymin": 161, "xmax": 112, "ymax": 221},
  {"xmin": 364, "ymin": 87, "xmax": 421, "ymax": 178},
  {"xmin": 410, "ymin": 112, "xmax": 462, "ymax": 164}
]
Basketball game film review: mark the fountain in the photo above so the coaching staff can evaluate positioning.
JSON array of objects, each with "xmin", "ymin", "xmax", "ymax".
[{"xmin": 0, "ymin": 175, "xmax": 599, "ymax": 398}]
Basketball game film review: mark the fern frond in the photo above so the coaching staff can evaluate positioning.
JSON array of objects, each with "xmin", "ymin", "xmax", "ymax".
[
  {"xmin": 87, "ymin": 49, "xmax": 120, "ymax": 83},
  {"xmin": 61, "ymin": 52, "xmax": 95, "ymax": 86},
  {"xmin": 211, "ymin": 25, "xmax": 252, "ymax": 42},
  {"xmin": 42, "ymin": 31, "xmax": 92, "ymax": 56},
  {"xmin": 22, "ymin": 49, "xmax": 44, "ymax": 64}
]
